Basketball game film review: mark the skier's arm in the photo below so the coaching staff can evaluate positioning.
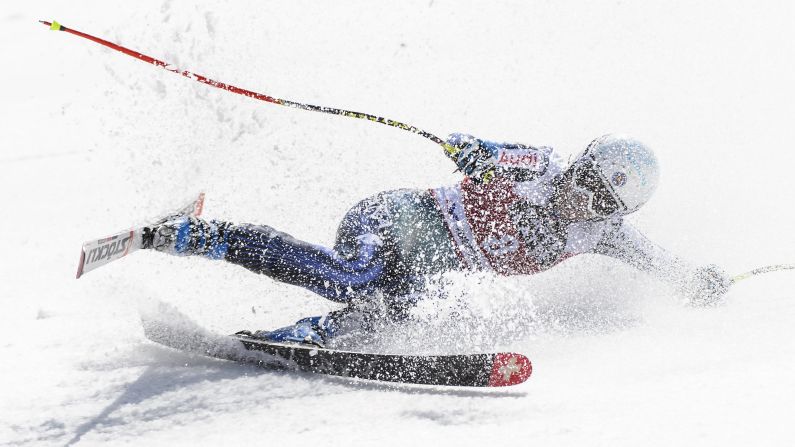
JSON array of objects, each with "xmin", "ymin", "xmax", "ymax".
[
  {"xmin": 593, "ymin": 222, "xmax": 731, "ymax": 304},
  {"xmin": 445, "ymin": 133, "xmax": 551, "ymax": 183}
]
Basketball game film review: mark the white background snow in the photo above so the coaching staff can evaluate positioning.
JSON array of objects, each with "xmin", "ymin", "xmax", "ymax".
[{"xmin": 2, "ymin": 1, "xmax": 794, "ymax": 445}]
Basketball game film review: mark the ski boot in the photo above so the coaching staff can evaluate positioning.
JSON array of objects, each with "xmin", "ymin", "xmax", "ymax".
[
  {"xmin": 237, "ymin": 302, "xmax": 392, "ymax": 348},
  {"xmin": 142, "ymin": 216, "xmax": 230, "ymax": 259},
  {"xmin": 237, "ymin": 315, "xmax": 339, "ymax": 348}
]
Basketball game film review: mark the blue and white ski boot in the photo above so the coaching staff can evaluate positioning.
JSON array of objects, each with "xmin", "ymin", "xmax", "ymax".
[
  {"xmin": 242, "ymin": 315, "xmax": 339, "ymax": 348},
  {"xmin": 143, "ymin": 216, "xmax": 230, "ymax": 259},
  {"xmin": 238, "ymin": 302, "xmax": 389, "ymax": 348}
]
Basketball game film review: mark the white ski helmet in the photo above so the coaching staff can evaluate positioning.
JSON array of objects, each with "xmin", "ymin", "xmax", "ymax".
[{"xmin": 574, "ymin": 134, "xmax": 660, "ymax": 215}]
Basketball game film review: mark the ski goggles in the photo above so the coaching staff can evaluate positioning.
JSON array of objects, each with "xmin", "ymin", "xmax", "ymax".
[{"xmin": 571, "ymin": 160, "xmax": 623, "ymax": 217}]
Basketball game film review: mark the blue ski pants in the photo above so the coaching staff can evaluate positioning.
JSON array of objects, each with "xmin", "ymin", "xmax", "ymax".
[{"xmin": 221, "ymin": 190, "xmax": 460, "ymax": 306}]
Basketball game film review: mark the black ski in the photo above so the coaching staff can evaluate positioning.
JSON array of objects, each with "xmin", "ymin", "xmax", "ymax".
[
  {"xmin": 233, "ymin": 334, "xmax": 532, "ymax": 387},
  {"xmin": 140, "ymin": 302, "xmax": 531, "ymax": 388}
]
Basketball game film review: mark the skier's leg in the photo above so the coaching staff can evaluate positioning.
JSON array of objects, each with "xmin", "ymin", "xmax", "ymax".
[
  {"xmin": 144, "ymin": 197, "xmax": 393, "ymax": 302},
  {"xmin": 224, "ymin": 222, "xmax": 389, "ymax": 301},
  {"xmin": 245, "ymin": 190, "xmax": 466, "ymax": 347},
  {"xmin": 224, "ymin": 192, "xmax": 404, "ymax": 301}
]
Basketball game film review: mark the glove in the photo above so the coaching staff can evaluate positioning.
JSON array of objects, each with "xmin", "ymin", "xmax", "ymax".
[
  {"xmin": 446, "ymin": 134, "xmax": 497, "ymax": 184},
  {"xmin": 685, "ymin": 264, "xmax": 731, "ymax": 306}
]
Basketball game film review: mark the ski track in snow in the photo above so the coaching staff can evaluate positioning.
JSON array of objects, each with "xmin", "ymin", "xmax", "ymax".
[{"xmin": 2, "ymin": 1, "xmax": 794, "ymax": 445}]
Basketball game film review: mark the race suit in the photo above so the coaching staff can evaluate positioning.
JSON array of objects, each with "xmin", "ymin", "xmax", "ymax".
[{"xmin": 205, "ymin": 134, "xmax": 692, "ymax": 312}]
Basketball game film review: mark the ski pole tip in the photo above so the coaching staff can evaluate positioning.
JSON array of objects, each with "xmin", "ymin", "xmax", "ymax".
[{"xmin": 39, "ymin": 20, "xmax": 61, "ymax": 30}]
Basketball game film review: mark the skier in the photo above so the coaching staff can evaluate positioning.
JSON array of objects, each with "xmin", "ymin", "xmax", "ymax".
[{"xmin": 142, "ymin": 133, "xmax": 731, "ymax": 346}]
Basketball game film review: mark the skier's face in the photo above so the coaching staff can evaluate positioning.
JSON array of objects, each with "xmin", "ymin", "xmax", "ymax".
[
  {"xmin": 552, "ymin": 164, "xmax": 621, "ymax": 222},
  {"xmin": 552, "ymin": 171, "xmax": 598, "ymax": 222}
]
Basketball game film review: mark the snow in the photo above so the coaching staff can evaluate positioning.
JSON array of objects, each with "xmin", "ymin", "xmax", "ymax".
[{"xmin": 2, "ymin": 0, "xmax": 795, "ymax": 445}]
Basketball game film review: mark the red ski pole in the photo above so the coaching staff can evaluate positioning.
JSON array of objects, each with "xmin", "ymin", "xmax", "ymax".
[{"xmin": 39, "ymin": 20, "xmax": 460, "ymax": 157}]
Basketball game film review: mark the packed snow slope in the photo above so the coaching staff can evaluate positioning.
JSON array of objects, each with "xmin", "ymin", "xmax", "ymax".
[{"xmin": 2, "ymin": 1, "xmax": 794, "ymax": 445}]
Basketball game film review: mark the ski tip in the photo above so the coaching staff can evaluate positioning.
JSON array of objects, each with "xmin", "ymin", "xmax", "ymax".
[
  {"xmin": 194, "ymin": 192, "xmax": 205, "ymax": 217},
  {"xmin": 75, "ymin": 247, "xmax": 86, "ymax": 279},
  {"xmin": 488, "ymin": 353, "xmax": 532, "ymax": 387}
]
